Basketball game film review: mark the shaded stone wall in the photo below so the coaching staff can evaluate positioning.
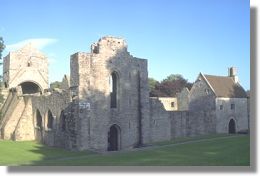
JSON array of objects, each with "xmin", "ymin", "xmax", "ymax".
[
  {"xmin": 70, "ymin": 36, "xmax": 150, "ymax": 151},
  {"xmin": 177, "ymin": 87, "xmax": 190, "ymax": 111},
  {"xmin": 149, "ymin": 98, "xmax": 216, "ymax": 143},
  {"xmin": 149, "ymin": 98, "xmax": 171, "ymax": 143},
  {"xmin": 189, "ymin": 74, "xmax": 216, "ymax": 111},
  {"xmin": 215, "ymin": 97, "xmax": 248, "ymax": 133},
  {"xmin": 170, "ymin": 111, "xmax": 216, "ymax": 138},
  {"xmin": 30, "ymin": 90, "xmax": 71, "ymax": 148}
]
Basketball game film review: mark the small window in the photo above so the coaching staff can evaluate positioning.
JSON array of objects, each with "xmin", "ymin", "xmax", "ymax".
[
  {"xmin": 171, "ymin": 102, "xmax": 175, "ymax": 107},
  {"xmin": 205, "ymin": 89, "xmax": 210, "ymax": 95},
  {"xmin": 220, "ymin": 105, "xmax": 223, "ymax": 110},
  {"xmin": 231, "ymin": 104, "xmax": 235, "ymax": 110},
  {"xmin": 27, "ymin": 61, "xmax": 31, "ymax": 67}
]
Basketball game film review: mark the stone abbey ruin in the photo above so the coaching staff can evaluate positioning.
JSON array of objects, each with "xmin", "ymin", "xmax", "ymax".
[{"xmin": 0, "ymin": 36, "xmax": 249, "ymax": 152}]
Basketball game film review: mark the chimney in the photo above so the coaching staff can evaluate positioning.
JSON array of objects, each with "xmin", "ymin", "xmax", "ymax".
[{"xmin": 228, "ymin": 67, "xmax": 238, "ymax": 83}]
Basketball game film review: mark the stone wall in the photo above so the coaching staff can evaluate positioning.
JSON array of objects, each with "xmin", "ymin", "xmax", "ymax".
[
  {"xmin": 70, "ymin": 36, "xmax": 150, "ymax": 151},
  {"xmin": 215, "ymin": 97, "xmax": 248, "ymax": 133},
  {"xmin": 149, "ymin": 98, "xmax": 171, "ymax": 143},
  {"xmin": 3, "ymin": 43, "xmax": 49, "ymax": 91},
  {"xmin": 150, "ymin": 97, "xmax": 178, "ymax": 111},
  {"xmin": 30, "ymin": 89, "xmax": 71, "ymax": 147},
  {"xmin": 189, "ymin": 74, "xmax": 216, "ymax": 111},
  {"xmin": 177, "ymin": 87, "xmax": 190, "ymax": 111},
  {"xmin": 149, "ymin": 98, "xmax": 216, "ymax": 143}
]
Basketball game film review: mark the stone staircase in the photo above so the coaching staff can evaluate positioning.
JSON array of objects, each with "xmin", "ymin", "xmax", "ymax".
[
  {"xmin": 0, "ymin": 95, "xmax": 26, "ymax": 140},
  {"xmin": 0, "ymin": 88, "xmax": 35, "ymax": 141},
  {"xmin": 13, "ymin": 97, "xmax": 34, "ymax": 141}
]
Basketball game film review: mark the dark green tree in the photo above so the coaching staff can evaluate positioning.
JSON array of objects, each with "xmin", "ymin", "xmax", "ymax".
[
  {"xmin": 148, "ymin": 77, "xmax": 159, "ymax": 92},
  {"xmin": 0, "ymin": 37, "xmax": 5, "ymax": 80},
  {"xmin": 149, "ymin": 74, "xmax": 192, "ymax": 97},
  {"xmin": 0, "ymin": 37, "xmax": 5, "ymax": 118},
  {"xmin": 50, "ymin": 81, "xmax": 62, "ymax": 89}
]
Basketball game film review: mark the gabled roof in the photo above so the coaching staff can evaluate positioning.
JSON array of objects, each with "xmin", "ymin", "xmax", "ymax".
[{"xmin": 202, "ymin": 74, "xmax": 247, "ymax": 98}]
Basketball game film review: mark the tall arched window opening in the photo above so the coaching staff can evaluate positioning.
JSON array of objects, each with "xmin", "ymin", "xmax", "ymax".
[
  {"xmin": 47, "ymin": 110, "xmax": 54, "ymax": 129},
  {"xmin": 36, "ymin": 110, "xmax": 42, "ymax": 129},
  {"xmin": 110, "ymin": 72, "xmax": 118, "ymax": 108}
]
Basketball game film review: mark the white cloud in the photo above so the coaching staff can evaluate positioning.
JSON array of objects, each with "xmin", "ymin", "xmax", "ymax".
[{"xmin": 6, "ymin": 38, "xmax": 58, "ymax": 51}]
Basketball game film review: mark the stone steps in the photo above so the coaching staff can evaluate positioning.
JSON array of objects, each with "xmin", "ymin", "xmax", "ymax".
[{"xmin": 1, "ymin": 97, "xmax": 26, "ymax": 140}]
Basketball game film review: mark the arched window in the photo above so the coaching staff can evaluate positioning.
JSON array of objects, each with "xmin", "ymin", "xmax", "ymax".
[
  {"xmin": 110, "ymin": 71, "xmax": 118, "ymax": 108},
  {"xmin": 47, "ymin": 110, "xmax": 54, "ymax": 129},
  {"xmin": 60, "ymin": 110, "xmax": 66, "ymax": 131},
  {"xmin": 36, "ymin": 109, "xmax": 42, "ymax": 129}
]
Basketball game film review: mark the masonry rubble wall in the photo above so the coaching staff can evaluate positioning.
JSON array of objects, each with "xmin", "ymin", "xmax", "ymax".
[{"xmin": 149, "ymin": 98, "xmax": 216, "ymax": 143}]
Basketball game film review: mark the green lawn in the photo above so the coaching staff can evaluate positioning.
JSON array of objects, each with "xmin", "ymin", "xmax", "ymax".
[{"xmin": 0, "ymin": 134, "xmax": 250, "ymax": 166}]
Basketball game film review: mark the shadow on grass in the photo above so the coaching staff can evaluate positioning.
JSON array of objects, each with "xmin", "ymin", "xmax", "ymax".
[{"xmin": 5, "ymin": 134, "xmax": 251, "ymax": 173}]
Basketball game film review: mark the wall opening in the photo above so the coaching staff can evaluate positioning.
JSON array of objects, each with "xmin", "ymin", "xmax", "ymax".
[
  {"xmin": 60, "ymin": 110, "xmax": 66, "ymax": 131},
  {"xmin": 19, "ymin": 81, "xmax": 41, "ymax": 94},
  {"xmin": 110, "ymin": 71, "xmax": 118, "ymax": 108},
  {"xmin": 107, "ymin": 124, "xmax": 120, "ymax": 151},
  {"xmin": 47, "ymin": 110, "xmax": 54, "ymax": 129},
  {"xmin": 36, "ymin": 109, "xmax": 43, "ymax": 129},
  {"xmin": 228, "ymin": 119, "xmax": 236, "ymax": 134}
]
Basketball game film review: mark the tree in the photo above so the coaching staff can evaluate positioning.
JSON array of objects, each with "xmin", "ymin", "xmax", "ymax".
[
  {"xmin": 0, "ymin": 37, "xmax": 5, "ymax": 118},
  {"xmin": 149, "ymin": 74, "xmax": 193, "ymax": 97},
  {"xmin": 0, "ymin": 37, "xmax": 5, "ymax": 61},
  {"xmin": 163, "ymin": 74, "xmax": 184, "ymax": 82},
  {"xmin": 0, "ymin": 37, "xmax": 5, "ymax": 82},
  {"xmin": 148, "ymin": 77, "xmax": 159, "ymax": 92},
  {"xmin": 50, "ymin": 81, "xmax": 62, "ymax": 89}
]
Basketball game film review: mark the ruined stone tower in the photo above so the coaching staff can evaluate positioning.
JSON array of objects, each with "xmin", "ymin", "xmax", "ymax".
[
  {"xmin": 70, "ymin": 36, "xmax": 150, "ymax": 151},
  {"xmin": 3, "ymin": 43, "xmax": 48, "ymax": 93}
]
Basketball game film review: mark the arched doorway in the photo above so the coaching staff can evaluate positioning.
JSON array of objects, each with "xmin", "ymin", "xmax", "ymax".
[
  {"xmin": 228, "ymin": 119, "xmax": 236, "ymax": 134},
  {"xmin": 107, "ymin": 124, "xmax": 120, "ymax": 151},
  {"xmin": 19, "ymin": 81, "xmax": 41, "ymax": 94}
]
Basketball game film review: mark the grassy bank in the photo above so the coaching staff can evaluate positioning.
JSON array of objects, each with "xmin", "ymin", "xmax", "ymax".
[{"xmin": 0, "ymin": 134, "xmax": 250, "ymax": 166}]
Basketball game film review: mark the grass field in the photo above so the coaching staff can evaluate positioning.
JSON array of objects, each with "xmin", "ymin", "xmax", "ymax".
[{"xmin": 0, "ymin": 134, "xmax": 250, "ymax": 166}]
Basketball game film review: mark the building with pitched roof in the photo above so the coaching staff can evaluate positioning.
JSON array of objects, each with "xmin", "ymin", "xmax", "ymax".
[{"xmin": 189, "ymin": 67, "xmax": 248, "ymax": 134}]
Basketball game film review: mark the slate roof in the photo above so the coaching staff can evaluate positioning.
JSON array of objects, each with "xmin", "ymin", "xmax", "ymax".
[{"xmin": 203, "ymin": 74, "xmax": 247, "ymax": 98}]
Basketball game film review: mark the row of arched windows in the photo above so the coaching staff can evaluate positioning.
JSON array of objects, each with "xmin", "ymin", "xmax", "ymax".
[{"xmin": 36, "ymin": 109, "xmax": 54, "ymax": 130}]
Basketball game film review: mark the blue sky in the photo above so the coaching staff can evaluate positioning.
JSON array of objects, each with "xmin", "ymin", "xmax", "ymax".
[{"xmin": 1, "ymin": 0, "xmax": 250, "ymax": 90}]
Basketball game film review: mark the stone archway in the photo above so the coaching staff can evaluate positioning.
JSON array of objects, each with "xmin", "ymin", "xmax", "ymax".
[
  {"xmin": 107, "ymin": 124, "xmax": 121, "ymax": 151},
  {"xmin": 19, "ymin": 81, "xmax": 42, "ymax": 94},
  {"xmin": 228, "ymin": 119, "xmax": 236, "ymax": 134}
]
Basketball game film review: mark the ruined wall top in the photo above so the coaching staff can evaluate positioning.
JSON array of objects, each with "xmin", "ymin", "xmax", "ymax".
[
  {"xmin": 3, "ymin": 43, "xmax": 49, "ymax": 90},
  {"xmin": 90, "ymin": 36, "xmax": 128, "ymax": 54}
]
